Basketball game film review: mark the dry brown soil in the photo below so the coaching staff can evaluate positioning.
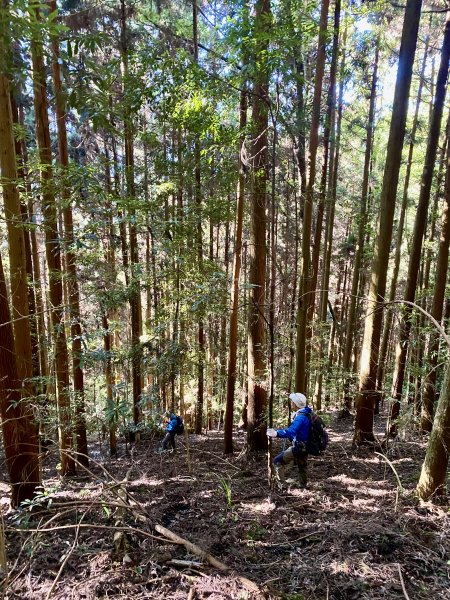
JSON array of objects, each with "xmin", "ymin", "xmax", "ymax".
[{"xmin": 2, "ymin": 411, "xmax": 449, "ymax": 599}]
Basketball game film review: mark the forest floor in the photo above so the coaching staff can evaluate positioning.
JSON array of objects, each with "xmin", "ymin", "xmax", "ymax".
[{"xmin": 1, "ymin": 410, "xmax": 450, "ymax": 600}]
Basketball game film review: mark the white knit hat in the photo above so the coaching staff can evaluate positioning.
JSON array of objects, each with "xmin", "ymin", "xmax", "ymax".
[{"xmin": 289, "ymin": 392, "xmax": 307, "ymax": 408}]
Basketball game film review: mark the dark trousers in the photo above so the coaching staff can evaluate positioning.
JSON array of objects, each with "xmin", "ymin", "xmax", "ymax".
[
  {"xmin": 273, "ymin": 446, "xmax": 308, "ymax": 487},
  {"xmin": 162, "ymin": 431, "xmax": 176, "ymax": 450}
]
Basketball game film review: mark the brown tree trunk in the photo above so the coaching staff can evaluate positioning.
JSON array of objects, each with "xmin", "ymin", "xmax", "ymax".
[
  {"xmin": 0, "ymin": 253, "xmax": 41, "ymax": 506},
  {"xmin": 50, "ymin": 0, "xmax": 88, "ymax": 466},
  {"xmin": 192, "ymin": 0, "xmax": 205, "ymax": 434},
  {"xmin": 376, "ymin": 30, "xmax": 430, "ymax": 398},
  {"xmin": 388, "ymin": 12, "xmax": 450, "ymax": 438},
  {"xmin": 0, "ymin": 25, "xmax": 40, "ymax": 505},
  {"xmin": 29, "ymin": 1, "xmax": 76, "ymax": 475},
  {"xmin": 224, "ymin": 88, "xmax": 247, "ymax": 454},
  {"xmin": 309, "ymin": 0, "xmax": 340, "ymax": 330},
  {"xmin": 354, "ymin": 0, "xmax": 422, "ymax": 446},
  {"xmin": 120, "ymin": 0, "xmax": 143, "ymax": 424},
  {"xmin": 421, "ymin": 108, "xmax": 450, "ymax": 431},
  {"xmin": 247, "ymin": 0, "xmax": 271, "ymax": 452},
  {"xmin": 315, "ymin": 24, "xmax": 346, "ymax": 409},
  {"xmin": 416, "ymin": 351, "xmax": 450, "ymax": 500},
  {"xmin": 294, "ymin": 0, "xmax": 330, "ymax": 394},
  {"xmin": 343, "ymin": 41, "xmax": 379, "ymax": 409}
]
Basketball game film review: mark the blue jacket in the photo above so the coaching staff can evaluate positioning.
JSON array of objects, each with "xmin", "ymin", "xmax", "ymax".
[
  {"xmin": 166, "ymin": 414, "xmax": 179, "ymax": 432},
  {"xmin": 276, "ymin": 406, "xmax": 312, "ymax": 445}
]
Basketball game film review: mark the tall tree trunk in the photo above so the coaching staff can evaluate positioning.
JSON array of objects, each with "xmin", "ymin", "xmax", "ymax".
[
  {"xmin": 309, "ymin": 0, "xmax": 340, "ymax": 330},
  {"xmin": 342, "ymin": 41, "xmax": 379, "ymax": 409},
  {"xmin": 192, "ymin": 0, "xmax": 205, "ymax": 434},
  {"xmin": 247, "ymin": 0, "xmax": 271, "ymax": 452},
  {"xmin": 416, "ymin": 347, "xmax": 450, "ymax": 500},
  {"xmin": 29, "ymin": 0, "xmax": 75, "ymax": 475},
  {"xmin": 224, "ymin": 87, "xmax": 247, "ymax": 454},
  {"xmin": 388, "ymin": 12, "xmax": 450, "ymax": 438},
  {"xmin": 50, "ymin": 0, "xmax": 88, "ymax": 466},
  {"xmin": 120, "ymin": 0, "xmax": 143, "ymax": 424},
  {"xmin": 376, "ymin": 30, "xmax": 430, "ymax": 398},
  {"xmin": 294, "ymin": 0, "xmax": 330, "ymax": 394},
  {"xmin": 0, "ymin": 253, "xmax": 41, "ymax": 506},
  {"xmin": 315, "ymin": 24, "xmax": 347, "ymax": 409},
  {"xmin": 354, "ymin": 0, "xmax": 422, "ymax": 446},
  {"xmin": 0, "ymin": 23, "xmax": 40, "ymax": 505},
  {"xmin": 421, "ymin": 108, "xmax": 450, "ymax": 431}
]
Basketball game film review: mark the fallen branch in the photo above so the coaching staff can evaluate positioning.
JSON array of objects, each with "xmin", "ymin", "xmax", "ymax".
[
  {"xmin": 155, "ymin": 523, "xmax": 260, "ymax": 593},
  {"xmin": 397, "ymin": 563, "xmax": 411, "ymax": 600},
  {"xmin": 168, "ymin": 559, "xmax": 204, "ymax": 568}
]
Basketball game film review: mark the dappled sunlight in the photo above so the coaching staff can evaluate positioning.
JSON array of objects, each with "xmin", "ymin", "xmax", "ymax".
[
  {"xmin": 327, "ymin": 474, "xmax": 392, "ymax": 498},
  {"xmin": 328, "ymin": 433, "xmax": 349, "ymax": 443},
  {"xmin": 128, "ymin": 475, "xmax": 165, "ymax": 488},
  {"xmin": 238, "ymin": 500, "xmax": 276, "ymax": 516}
]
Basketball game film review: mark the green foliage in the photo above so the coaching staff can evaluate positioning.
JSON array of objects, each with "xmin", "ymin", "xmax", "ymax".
[{"xmin": 216, "ymin": 473, "xmax": 234, "ymax": 508}]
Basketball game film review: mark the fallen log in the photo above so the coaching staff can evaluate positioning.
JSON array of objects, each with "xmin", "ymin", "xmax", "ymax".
[{"xmin": 155, "ymin": 523, "xmax": 260, "ymax": 593}]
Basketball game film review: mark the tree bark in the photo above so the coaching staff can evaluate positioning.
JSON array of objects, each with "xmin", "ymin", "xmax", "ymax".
[
  {"xmin": 354, "ymin": 0, "xmax": 422, "ymax": 445},
  {"xmin": 50, "ymin": 0, "xmax": 88, "ymax": 466},
  {"xmin": 421, "ymin": 107, "xmax": 450, "ymax": 431},
  {"xmin": 388, "ymin": 11, "xmax": 450, "ymax": 438},
  {"xmin": 416, "ymin": 349, "xmax": 450, "ymax": 500},
  {"xmin": 247, "ymin": 0, "xmax": 271, "ymax": 452},
  {"xmin": 224, "ymin": 87, "xmax": 247, "ymax": 454},
  {"xmin": 0, "ymin": 19, "xmax": 40, "ymax": 505},
  {"xmin": 376, "ymin": 29, "xmax": 430, "ymax": 398},
  {"xmin": 29, "ymin": 0, "xmax": 76, "ymax": 475},
  {"xmin": 120, "ymin": 0, "xmax": 143, "ymax": 425},
  {"xmin": 294, "ymin": 0, "xmax": 330, "ymax": 394},
  {"xmin": 343, "ymin": 41, "xmax": 379, "ymax": 409}
]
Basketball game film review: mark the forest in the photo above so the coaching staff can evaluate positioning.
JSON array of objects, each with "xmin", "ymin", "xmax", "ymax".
[{"xmin": 0, "ymin": 0, "xmax": 450, "ymax": 598}]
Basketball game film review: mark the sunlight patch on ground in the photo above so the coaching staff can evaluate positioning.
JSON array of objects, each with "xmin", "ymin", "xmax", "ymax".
[
  {"xmin": 330, "ymin": 559, "xmax": 351, "ymax": 574},
  {"xmin": 328, "ymin": 474, "xmax": 391, "ymax": 497},
  {"xmin": 328, "ymin": 434, "xmax": 348, "ymax": 443},
  {"xmin": 350, "ymin": 456, "xmax": 382, "ymax": 464},
  {"xmin": 198, "ymin": 489, "xmax": 215, "ymax": 499},
  {"xmin": 129, "ymin": 476, "xmax": 165, "ymax": 488},
  {"xmin": 389, "ymin": 457, "xmax": 414, "ymax": 465},
  {"xmin": 238, "ymin": 499, "xmax": 276, "ymax": 515}
]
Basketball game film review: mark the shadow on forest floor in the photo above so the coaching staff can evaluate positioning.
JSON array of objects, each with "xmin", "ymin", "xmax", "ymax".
[{"xmin": 1, "ymin": 409, "xmax": 449, "ymax": 599}]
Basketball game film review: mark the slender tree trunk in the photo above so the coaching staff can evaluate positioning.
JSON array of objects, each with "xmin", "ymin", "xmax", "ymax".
[
  {"xmin": 343, "ymin": 41, "xmax": 379, "ymax": 409},
  {"xmin": 224, "ymin": 88, "xmax": 247, "ymax": 454},
  {"xmin": 120, "ymin": 0, "xmax": 143, "ymax": 424},
  {"xmin": 416, "ymin": 350, "xmax": 450, "ymax": 500},
  {"xmin": 315, "ymin": 24, "xmax": 347, "ymax": 410},
  {"xmin": 388, "ymin": 12, "xmax": 450, "ymax": 438},
  {"xmin": 29, "ymin": 0, "xmax": 76, "ymax": 475},
  {"xmin": 421, "ymin": 108, "xmax": 450, "ymax": 431},
  {"xmin": 50, "ymin": 0, "xmax": 88, "ymax": 466},
  {"xmin": 354, "ymin": 0, "xmax": 422, "ymax": 446},
  {"xmin": 376, "ymin": 31, "xmax": 430, "ymax": 397},
  {"xmin": 309, "ymin": 0, "xmax": 340, "ymax": 329},
  {"xmin": 295, "ymin": 0, "xmax": 330, "ymax": 394},
  {"xmin": 247, "ymin": 0, "xmax": 271, "ymax": 452},
  {"xmin": 192, "ymin": 0, "xmax": 205, "ymax": 434}
]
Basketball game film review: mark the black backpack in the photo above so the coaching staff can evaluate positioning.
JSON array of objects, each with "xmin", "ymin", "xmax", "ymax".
[
  {"xmin": 305, "ymin": 412, "xmax": 328, "ymax": 456},
  {"xmin": 175, "ymin": 415, "xmax": 184, "ymax": 435}
]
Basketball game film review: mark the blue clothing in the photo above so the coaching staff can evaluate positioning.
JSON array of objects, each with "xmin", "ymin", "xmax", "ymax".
[
  {"xmin": 166, "ymin": 414, "xmax": 179, "ymax": 432},
  {"xmin": 276, "ymin": 406, "xmax": 312, "ymax": 445}
]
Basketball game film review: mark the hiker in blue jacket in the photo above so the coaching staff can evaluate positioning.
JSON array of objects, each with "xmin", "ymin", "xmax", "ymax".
[
  {"xmin": 161, "ymin": 412, "xmax": 183, "ymax": 451},
  {"xmin": 267, "ymin": 393, "xmax": 311, "ymax": 489}
]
